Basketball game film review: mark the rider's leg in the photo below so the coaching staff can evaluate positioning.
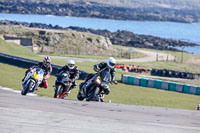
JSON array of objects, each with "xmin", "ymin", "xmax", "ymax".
[
  {"xmin": 104, "ymin": 87, "xmax": 110, "ymax": 95},
  {"xmin": 70, "ymin": 81, "xmax": 77, "ymax": 89},
  {"xmin": 39, "ymin": 80, "xmax": 48, "ymax": 89}
]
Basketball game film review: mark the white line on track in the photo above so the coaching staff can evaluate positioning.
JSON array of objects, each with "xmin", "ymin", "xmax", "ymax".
[{"xmin": 0, "ymin": 86, "xmax": 38, "ymax": 96}]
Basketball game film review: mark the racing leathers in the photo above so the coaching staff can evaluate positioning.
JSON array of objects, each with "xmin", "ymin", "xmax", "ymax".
[
  {"xmin": 58, "ymin": 65, "xmax": 79, "ymax": 91},
  {"xmin": 93, "ymin": 62, "xmax": 117, "ymax": 95}
]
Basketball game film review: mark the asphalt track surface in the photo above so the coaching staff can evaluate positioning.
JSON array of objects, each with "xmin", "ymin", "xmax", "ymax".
[{"xmin": 0, "ymin": 87, "xmax": 200, "ymax": 133}]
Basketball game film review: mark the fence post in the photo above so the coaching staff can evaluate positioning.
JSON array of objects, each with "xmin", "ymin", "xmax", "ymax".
[
  {"xmin": 174, "ymin": 56, "xmax": 176, "ymax": 62},
  {"xmin": 156, "ymin": 53, "xmax": 158, "ymax": 61},
  {"xmin": 166, "ymin": 54, "xmax": 168, "ymax": 62}
]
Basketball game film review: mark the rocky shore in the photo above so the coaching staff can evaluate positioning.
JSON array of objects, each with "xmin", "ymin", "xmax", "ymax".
[
  {"xmin": 0, "ymin": 20, "xmax": 197, "ymax": 52},
  {"xmin": 0, "ymin": 1, "xmax": 200, "ymax": 23}
]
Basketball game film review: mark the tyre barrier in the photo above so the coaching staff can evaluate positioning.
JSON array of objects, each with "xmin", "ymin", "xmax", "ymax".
[
  {"xmin": 151, "ymin": 69, "xmax": 200, "ymax": 79},
  {"xmin": 0, "ymin": 52, "xmax": 88, "ymax": 80},
  {"xmin": 115, "ymin": 64, "xmax": 149, "ymax": 73},
  {"xmin": 121, "ymin": 74, "xmax": 200, "ymax": 95}
]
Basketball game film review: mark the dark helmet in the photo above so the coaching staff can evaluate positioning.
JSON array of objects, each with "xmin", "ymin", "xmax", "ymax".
[{"xmin": 43, "ymin": 56, "xmax": 51, "ymax": 67}]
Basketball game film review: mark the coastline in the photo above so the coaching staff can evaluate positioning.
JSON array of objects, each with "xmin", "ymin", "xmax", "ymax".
[
  {"xmin": 1, "ymin": 0, "xmax": 200, "ymax": 24},
  {"xmin": 0, "ymin": 19, "xmax": 198, "ymax": 53}
]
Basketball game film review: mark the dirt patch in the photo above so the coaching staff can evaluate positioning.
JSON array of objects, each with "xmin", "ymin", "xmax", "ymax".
[{"xmin": 186, "ymin": 57, "xmax": 200, "ymax": 65}]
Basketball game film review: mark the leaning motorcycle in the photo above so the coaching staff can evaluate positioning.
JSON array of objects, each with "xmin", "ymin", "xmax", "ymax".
[
  {"xmin": 77, "ymin": 67, "xmax": 117, "ymax": 102},
  {"xmin": 21, "ymin": 67, "xmax": 44, "ymax": 95},
  {"xmin": 54, "ymin": 71, "xmax": 71, "ymax": 99}
]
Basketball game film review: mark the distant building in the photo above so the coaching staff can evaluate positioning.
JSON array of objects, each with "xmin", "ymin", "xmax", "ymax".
[{"xmin": 3, "ymin": 35, "xmax": 32, "ymax": 46}]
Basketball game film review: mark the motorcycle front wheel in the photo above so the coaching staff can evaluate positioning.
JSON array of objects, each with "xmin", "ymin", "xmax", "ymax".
[
  {"xmin": 77, "ymin": 92, "xmax": 84, "ymax": 101},
  {"xmin": 21, "ymin": 80, "xmax": 35, "ymax": 95},
  {"xmin": 86, "ymin": 86, "xmax": 100, "ymax": 101},
  {"xmin": 54, "ymin": 85, "xmax": 63, "ymax": 98}
]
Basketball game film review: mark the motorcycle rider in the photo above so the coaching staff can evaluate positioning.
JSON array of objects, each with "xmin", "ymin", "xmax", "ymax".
[
  {"xmin": 57, "ymin": 60, "xmax": 79, "ymax": 95},
  {"xmin": 93, "ymin": 57, "xmax": 118, "ymax": 95},
  {"xmin": 22, "ymin": 56, "xmax": 52, "ymax": 89}
]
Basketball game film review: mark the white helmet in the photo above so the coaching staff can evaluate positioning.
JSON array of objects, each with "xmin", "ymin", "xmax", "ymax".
[
  {"xmin": 107, "ymin": 57, "xmax": 116, "ymax": 68},
  {"xmin": 68, "ymin": 60, "xmax": 75, "ymax": 69}
]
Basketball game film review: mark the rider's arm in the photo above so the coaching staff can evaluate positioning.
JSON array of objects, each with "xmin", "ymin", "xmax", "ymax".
[
  {"xmin": 49, "ymin": 65, "xmax": 52, "ymax": 74},
  {"xmin": 45, "ymin": 65, "xmax": 52, "ymax": 79},
  {"xmin": 44, "ymin": 73, "xmax": 50, "ymax": 80},
  {"xmin": 111, "ymin": 68, "xmax": 116, "ymax": 81},
  {"xmin": 58, "ymin": 65, "xmax": 66, "ymax": 74},
  {"xmin": 25, "ymin": 65, "xmax": 35, "ymax": 74},
  {"xmin": 110, "ymin": 68, "xmax": 117, "ymax": 84},
  {"xmin": 94, "ymin": 62, "xmax": 107, "ymax": 72},
  {"xmin": 74, "ymin": 67, "xmax": 79, "ymax": 80},
  {"xmin": 94, "ymin": 64, "xmax": 100, "ymax": 72},
  {"xmin": 36, "ymin": 62, "xmax": 43, "ymax": 67}
]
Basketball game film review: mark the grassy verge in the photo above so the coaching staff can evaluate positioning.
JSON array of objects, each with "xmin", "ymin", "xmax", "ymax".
[
  {"xmin": 41, "ymin": 45, "xmax": 146, "ymax": 60},
  {"xmin": 1, "ymin": 39, "xmax": 200, "ymax": 110},
  {"xmin": 0, "ymin": 38, "xmax": 43, "ymax": 60},
  {"xmin": 0, "ymin": 62, "xmax": 200, "ymax": 110},
  {"xmin": 132, "ymin": 48, "xmax": 200, "ymax": 73}
]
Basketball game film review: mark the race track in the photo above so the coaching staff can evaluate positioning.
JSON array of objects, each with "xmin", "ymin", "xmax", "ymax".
[{"xmin": 0, "ymin": 87, "xmax": 200, "ymax": 133}]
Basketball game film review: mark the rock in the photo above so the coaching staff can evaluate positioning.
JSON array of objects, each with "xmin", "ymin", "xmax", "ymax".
[
  {"xmin": 0, "ymin": 20, "xmax": 198, "ymax": 52},
  {"xmin": 1, "ymin": 1, "xmax": 200, "ymax": 23},
  {"xmin": 96, "ymin": 36, "xmax": 112, "ymax": 49}
]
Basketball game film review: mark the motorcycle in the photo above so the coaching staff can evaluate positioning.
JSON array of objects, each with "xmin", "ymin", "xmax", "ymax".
[
  {"xmin": 77, "ymin": 67, "xmax": 117, "ymax": 102},
  {"xmin": 54, "ymin": 71, "xmax": 71, "ymax": 99},
  {"xmin": 21, "ymin": 67, "xmax": 44, "ymax": 95}
]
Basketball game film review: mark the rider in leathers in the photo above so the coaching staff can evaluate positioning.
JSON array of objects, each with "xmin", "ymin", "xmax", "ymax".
[
  {"xmin": 93, "ymin": 57, "xmax": 118, "ymax": 95},
  {"xmin": 22, "ymin": 56, "xmax": 52, "ymax": 89},
  {"xmin": 57, "ymin": 60, "xmax": 79, "ymax": 95}
]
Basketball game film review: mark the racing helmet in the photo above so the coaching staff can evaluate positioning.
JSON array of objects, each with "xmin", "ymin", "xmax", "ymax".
[
  {"xmin": 43, "ymin": 56, "xmax": 51, "ymax": 67},
  {"xmin": 68, "ymin": 60, "xmax": 75, "ymax": 69},
  {"xmin": 107, "ymin": 57, "xmax": 116, "ymax": 69}
]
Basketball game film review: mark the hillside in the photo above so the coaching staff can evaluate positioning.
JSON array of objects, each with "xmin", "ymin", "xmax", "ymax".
[
  {"xmin": 2, "ymin": 0, "xmax": 200, "ymax": 9},
  {"xmin": 1, "ymin": 0, "xmax": 200, "ymax": 23},
  {"xmin": 0, "ymin": 25, "xmax": 135, "ymax": 58},
  {"xmin": 0, "ymin": 20, "xmax": 197, "ymax": 52}
]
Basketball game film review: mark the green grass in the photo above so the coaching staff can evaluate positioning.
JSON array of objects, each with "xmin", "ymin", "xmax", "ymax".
[
  {"xmin": 0, "ymin": 62, "xmax": 200, "ymax": 110},
  {"xmin": 119, "ymin": 48, "xmax": 200, "ymax": 73},
  {"xmin": 43, "ymin": 53, "xmax": 112, "ymax": 59},
  {"xmin": 1, "ymin": 39, "xmax": 200, "ymax": 110},
  {"xmin": 41, "ymin": 45, "xmax": 146, "ymax": 60},
  {"xmin": 0, "ymin": 39, "xmax": 40, "ymax": 60},
  {"xmin": 109, "ymin": 83, "xmax": 200, "ymax": 110}
]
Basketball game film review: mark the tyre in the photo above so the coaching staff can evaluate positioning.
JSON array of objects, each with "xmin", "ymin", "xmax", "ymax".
[
  {"xmin": 77, "ymin": 83, "xmax": 86, "ymax": 101},
  {"xmin": 77, "ymin": 92, "xmax": 84, "ymax": 101},
  {"xmin": 86, "ymin": 86, "xmax": 100, "ymax": 101},
  {"xmin": 54, "ymin": 85, "xmax": 63, "ymax": 98},
  {"xmin": 21, "ymin": 81, "xmax": 35, "ymax": 95}
]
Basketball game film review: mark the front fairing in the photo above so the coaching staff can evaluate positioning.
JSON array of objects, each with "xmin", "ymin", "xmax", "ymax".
[
  {"xmin": 100, "ymin": 68, "xmax": 111, "ymax": 84},
  {"xmin": 82, "ymin": 68, "xmax": 111, "ymax": 94},
  {"xmin": 56, "ymin": 72, "xmax": 70, "ymax": 86},
  {"xmin": 35, "ymin": 68, "xmax": 44, "ymax": 84},
  {"xmin": 22, "ymin": 67, "xmax": 44, "ymax": 92}
]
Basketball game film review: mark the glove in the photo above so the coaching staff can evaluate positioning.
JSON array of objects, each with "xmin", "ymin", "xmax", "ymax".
[
  {"xmin": 94, "ymin": 65, "xmax": 100, "ymax": 72},
  {"xmin": 70, "ymin": 79, "xmax": 75, "ymax": 82}
]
